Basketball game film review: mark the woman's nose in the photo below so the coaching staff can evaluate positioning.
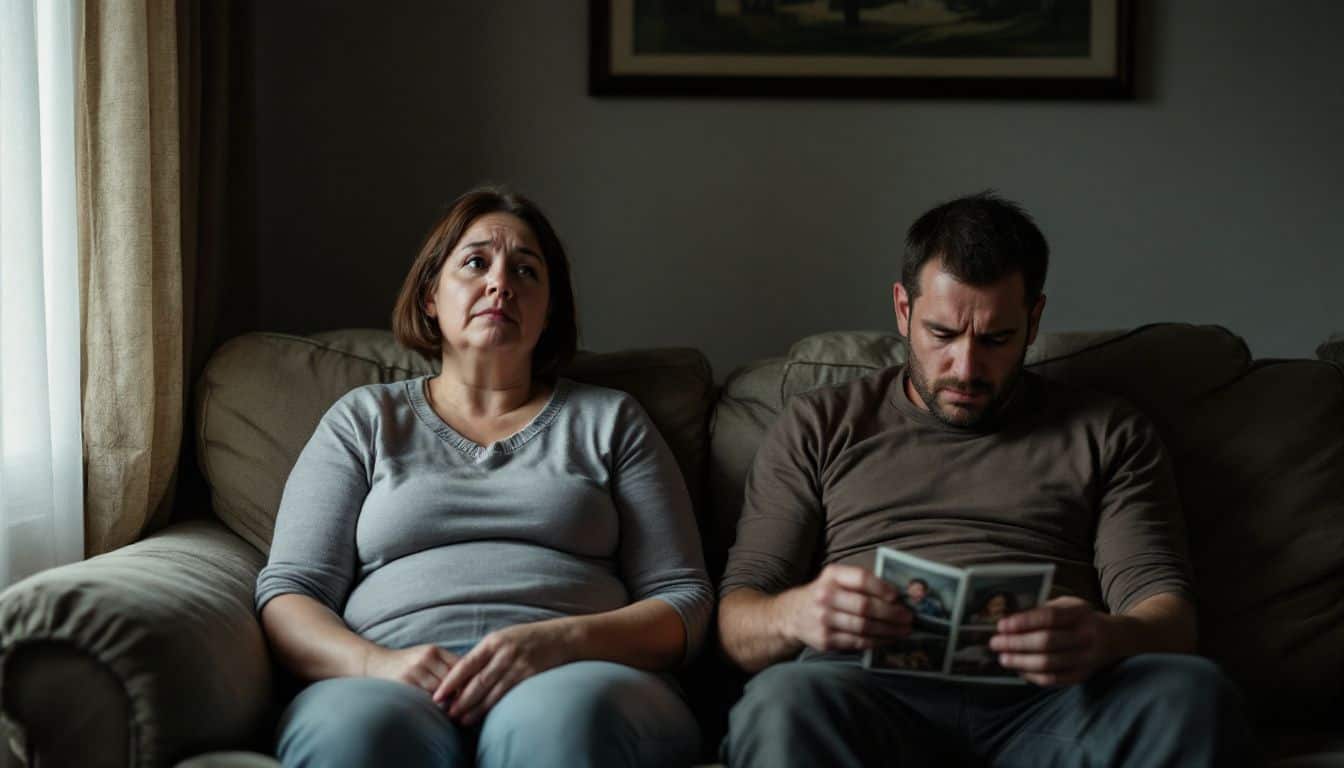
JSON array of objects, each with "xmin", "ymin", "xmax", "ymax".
[{"xmin": 486, "ymin": 271, "xmax": 515, "ymax": 299}]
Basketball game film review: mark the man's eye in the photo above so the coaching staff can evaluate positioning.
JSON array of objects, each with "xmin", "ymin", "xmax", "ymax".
[{"xmin": 982, "ymin": 337, "xmax": 1010, "ymax": 347}]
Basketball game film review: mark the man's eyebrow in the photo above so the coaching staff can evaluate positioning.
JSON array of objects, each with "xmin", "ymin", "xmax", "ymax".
[
  {"xmin": 921, "ymin": 320, "xmax": 1016, "ymax": 337},
  {"xmin": 922, "ymin": 321, "xmax": 959, "ymax": 334}
]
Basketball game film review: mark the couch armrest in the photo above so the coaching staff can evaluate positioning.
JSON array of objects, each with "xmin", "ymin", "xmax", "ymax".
[{"xmin": 0, "ymin": 519, "xmax": 272, "ymax": 768}]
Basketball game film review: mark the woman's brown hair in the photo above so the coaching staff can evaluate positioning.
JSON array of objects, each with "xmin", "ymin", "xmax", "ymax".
[{"xmin": 392, "ymin": 188, "xmax": 578, "ymax": 381}]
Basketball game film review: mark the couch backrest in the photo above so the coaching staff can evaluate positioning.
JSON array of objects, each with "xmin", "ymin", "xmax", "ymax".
[
  {"xmin": 196, "ymin": 330, "xmax": 714, "ymax": 555},
  {"xmin": 708, "ymin": 322, "xmax": 1344, "ymax": 720}
]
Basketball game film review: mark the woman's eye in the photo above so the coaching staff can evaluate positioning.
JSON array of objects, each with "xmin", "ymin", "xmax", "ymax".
[
  {"xmin": 463, "ymin": 255, "xmax": 486, "ymax": 270},
  {"xmin": 516, "ymin": 265, "xmax": 538, "ymax": 278}
]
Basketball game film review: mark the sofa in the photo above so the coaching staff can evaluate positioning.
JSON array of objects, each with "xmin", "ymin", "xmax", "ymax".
[{"xmin": 1, "ymin": 323, "xmax": 1341, "ymax": 767}]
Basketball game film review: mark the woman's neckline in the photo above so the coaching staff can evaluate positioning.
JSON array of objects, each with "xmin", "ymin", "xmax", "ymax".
[{"xmin": 407, "ymin": 375, "xmax": 570, "ymax": 457}]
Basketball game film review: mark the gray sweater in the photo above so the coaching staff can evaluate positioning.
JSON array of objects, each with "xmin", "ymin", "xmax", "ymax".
[{"xmin": 255, "ymin": 376, "xmax": 713, "ymax": 660}]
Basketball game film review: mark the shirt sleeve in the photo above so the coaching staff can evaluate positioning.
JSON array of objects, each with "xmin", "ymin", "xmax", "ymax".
[
  {"xmin": 608, "ymin": 395, "xmax": 714, "ymax": 663},
  {"xmin": 719, "ymin": 394, "xmax": 826, "ymax": 598},
  {"xmin": 254, "ymin": 394, "xmax": 372, "ymax": 617},
  {"xmin": 1093, "ymin": 404, "xmax": 1196, "ymax": 614}
]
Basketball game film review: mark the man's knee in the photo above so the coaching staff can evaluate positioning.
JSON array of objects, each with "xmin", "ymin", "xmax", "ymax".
[
  {"xmin": 731, "ymin": 660, "xmax": 850, "ymax": 729},
  {"xmin": 1112, "ymin": 654, "xmax": 1244, "ymax": 717},
  {"xmin": 1106, "ymin": 654, "xmax": 1255, "ymax": 763}
]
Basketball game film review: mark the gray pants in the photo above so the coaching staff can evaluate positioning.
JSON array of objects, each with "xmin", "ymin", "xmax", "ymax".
[
  {"xmin": 724, "ymin": 653, "xmax": 1257, "ymax": 767},
  {"xmin": 276, "ymin": 660, "xmax": 700, "ymax": 768}
]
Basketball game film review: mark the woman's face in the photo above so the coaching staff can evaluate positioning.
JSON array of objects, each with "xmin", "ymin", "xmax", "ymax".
[
  {"xmin": 985, "ymin": 594, "xmax": 1008, "ymax": 619},
  {"xmin": 426, "ymin": 212, "xmax": 550, "ymax": 365}
]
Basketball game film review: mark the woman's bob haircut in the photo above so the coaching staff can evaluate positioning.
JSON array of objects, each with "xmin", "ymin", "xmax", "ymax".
[{"xmin": 392, "ymin": 187, "xmax": 578, "ymax": 382}]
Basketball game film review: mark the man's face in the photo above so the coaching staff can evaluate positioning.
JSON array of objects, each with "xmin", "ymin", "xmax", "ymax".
[
  {"xmin": 894, "ymin": 260, "xmax": 1045, "ymax": 429},
  {"xmin": 906, "ymin": 581, "xmax": 927, "ymax": 602}
]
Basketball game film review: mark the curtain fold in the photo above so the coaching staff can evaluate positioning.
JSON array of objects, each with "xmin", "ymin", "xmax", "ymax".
[
  {"xmin": 77, "ymin": 0, "xmax": 184, "ymax": 556},
  {"xmin": 0, "ymin": 0, "xmax": 85, "ymax": 585}
]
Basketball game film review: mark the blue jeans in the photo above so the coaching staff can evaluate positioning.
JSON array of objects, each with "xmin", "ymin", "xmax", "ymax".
[
  {"xmin": 724, "ymin": 653, "xmax": 1258, "ymax": 767},
  {"xmin": 276, "ymin": 660, "xmax": 699, "ymax": 768}
]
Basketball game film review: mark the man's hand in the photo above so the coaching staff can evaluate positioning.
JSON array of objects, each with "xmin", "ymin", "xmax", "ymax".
[
  {"xmin": 431, "ymin": 621, "xmax": 574, "ymax": 725},
  {"xmin": 362, "ymin": 644, "xmax": 461, "ymax": 695},
  {"xmin": 989, "ymin": 596, "xmax": 1113, "ymax": 686},
  {"xmin": 779, "ymin": 564, "xmax": 912, "ymax": 652}
]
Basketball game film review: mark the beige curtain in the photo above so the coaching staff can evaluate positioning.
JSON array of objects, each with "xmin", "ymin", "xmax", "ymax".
[{"xmin": 77, "ymin": 0, "xmax": 184, "ymax": 555}]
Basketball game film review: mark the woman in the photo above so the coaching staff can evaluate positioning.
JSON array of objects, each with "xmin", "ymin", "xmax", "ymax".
[
  {"xmin": 969, "ymin": 590, "xmax": 1020, "ymax": 625},
  {"xmin": 255, "ymin": 188, "xmax": 713, "ymax": 768}
]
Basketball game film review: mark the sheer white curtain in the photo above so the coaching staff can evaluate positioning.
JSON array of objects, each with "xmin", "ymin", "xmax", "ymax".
[{"xmin": 0, "ymin": 0, "xmax": 84, "ymax": 587}]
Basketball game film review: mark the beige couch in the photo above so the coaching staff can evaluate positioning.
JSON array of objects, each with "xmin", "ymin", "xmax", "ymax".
[{"xmin": 1, "ymin": 324, "xmax": 1341, "ymax": 767}]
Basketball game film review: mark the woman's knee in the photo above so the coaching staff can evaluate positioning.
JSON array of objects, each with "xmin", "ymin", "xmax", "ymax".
[
  {"xmin": 277, "ymin": 677, "xmax": 468, "ymax": 767},
  {"xmin": 477, "ymin": 661, "xmax": 698, "ymax": 768}
]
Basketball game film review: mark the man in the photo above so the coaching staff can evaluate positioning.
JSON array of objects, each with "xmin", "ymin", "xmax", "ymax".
[
  {"xmin": 717, "ymin": 193, "xmax": 1253, "ymax": 767},
  {"xmin": 904, "ymin": 578, "xmax": 947, "ymax": 619}
]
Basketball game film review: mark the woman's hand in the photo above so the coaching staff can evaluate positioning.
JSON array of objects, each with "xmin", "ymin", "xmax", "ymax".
[
  {"xmin": 431, "ymin": 621, "xmax": 576, "ymax": 725},
  {"xmin": 362, "ymin": 643, "xmax": 461, "ymax": 696}
]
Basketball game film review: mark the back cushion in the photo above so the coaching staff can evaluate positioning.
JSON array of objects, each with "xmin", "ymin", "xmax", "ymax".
[
  {"xmin": 1172, "ymin": 360, "xmax": 1344, "ymax": 719},
  {"xmin": 197, "ymin": 331, "xmax": 713, "ymax": 554},
  {"xmin": 1319, "ymin": 333, "xmax": 1344, "ymax": 366}
]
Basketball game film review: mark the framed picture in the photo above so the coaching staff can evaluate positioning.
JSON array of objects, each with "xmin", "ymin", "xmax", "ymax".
[{"xmin": 590, "ymin": 0, "xmax": 1134, "ymax": 99}]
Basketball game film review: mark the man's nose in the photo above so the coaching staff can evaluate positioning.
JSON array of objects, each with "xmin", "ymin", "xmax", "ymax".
[{"xmin": 948, "ymin": 340, "xmax": 979, "ymax": 382}]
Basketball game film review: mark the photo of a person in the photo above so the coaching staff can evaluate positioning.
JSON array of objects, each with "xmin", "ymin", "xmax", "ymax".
[
  {"xmin": 905, "ymin": 578, "xmax": 949, "ymax": 620},
  {"xmin": 968, "ymin": 590, "xmax": 1020, "ymax": 625},
  {"xmin": 866, "ymin": 549, "xmax": 961, "ymax": 675}
]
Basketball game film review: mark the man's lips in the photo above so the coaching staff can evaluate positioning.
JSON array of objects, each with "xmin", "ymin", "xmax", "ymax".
[{"xmin": 939, "ymin": 386, "xmax": 989, "ymax": 402}]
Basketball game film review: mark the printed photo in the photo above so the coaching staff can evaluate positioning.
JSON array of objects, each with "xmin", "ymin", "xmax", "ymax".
[
  {"xmin": 866, "ymin": 548, "xmax": 962, "ymax": 674},
  {"xmin": 948, "ymin": 567, "xmax": 1053, "ymax": 678}
]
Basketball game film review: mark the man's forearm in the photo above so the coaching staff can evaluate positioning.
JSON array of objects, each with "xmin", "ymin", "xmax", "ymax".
[
  {"xmin": 1102, "ymin": 592, "xmax": 1197, "ymax": 662},
  {"xmin": 718, "ymin": 587, "xmax": 804, "ymax": 673}
]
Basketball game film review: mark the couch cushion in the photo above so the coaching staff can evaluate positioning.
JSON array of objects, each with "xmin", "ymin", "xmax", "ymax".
[
  {"xmin": 1172, "ymin": 360, "xmax": 1344, "ymax": 721},
  {"xmin": 1319, "ymin": 334, "xmax": 1344, "ymax": 366},
  {"xmin": 197, "ymin": 331, "xmax": 713, "ymax": 554}
]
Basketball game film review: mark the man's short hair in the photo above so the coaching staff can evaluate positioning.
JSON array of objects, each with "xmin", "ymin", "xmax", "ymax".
[
  {"xmin": 907, "ymin": 578, "xmax": 929, "ymax": 589},
  {"xmin": 901, "ymin": 191, "xmax": 1049, "ymax": 308}
]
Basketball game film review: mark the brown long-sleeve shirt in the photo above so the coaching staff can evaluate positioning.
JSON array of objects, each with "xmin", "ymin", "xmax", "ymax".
[{"xmin": 720, "ymin": 367, "xmax": 1193, "ymax": 614}]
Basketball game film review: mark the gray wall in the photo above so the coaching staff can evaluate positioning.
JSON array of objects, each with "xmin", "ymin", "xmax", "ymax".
[{"xmin": 251, "ymin": 1, "xmax": 1344, "ymax": 378}]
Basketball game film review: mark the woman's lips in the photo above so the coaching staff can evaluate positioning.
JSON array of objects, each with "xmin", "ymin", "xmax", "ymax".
[{"xmin": 473, "ymin": 309, "xmax": 515, "ymax": 323}]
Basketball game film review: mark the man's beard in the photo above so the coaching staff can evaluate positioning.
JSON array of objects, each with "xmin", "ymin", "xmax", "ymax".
[{"xmin": 905, "ymin": 343, "xmax": 1026, "ymax": 430}]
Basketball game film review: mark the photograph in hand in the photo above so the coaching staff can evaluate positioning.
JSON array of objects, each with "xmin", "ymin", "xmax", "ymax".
[
  {"xmin": 865, "ymin": 548, "xmax": 961, "ymax": 676},
  {"xmin": 949, "ymin": 570, "xmax": 1054, "ymax": 678},
  {"xmin": 864, "ymin": 547, "xmax": 1055, "ymax": 683}
]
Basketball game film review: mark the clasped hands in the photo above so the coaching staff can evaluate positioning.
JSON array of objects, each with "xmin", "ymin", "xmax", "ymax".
[
  {"xmin": 783, "ymin": 564, "xmax": 1111, "ymax": 686},
  {"xmin": 362, "ymin": 621, "xmax": 570, "ymax": 725}
]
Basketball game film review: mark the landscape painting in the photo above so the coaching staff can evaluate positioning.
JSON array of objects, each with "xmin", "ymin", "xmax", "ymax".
[{"xmin": 591, "ymin": 0, "xmax": 1133, "ymax": 98}]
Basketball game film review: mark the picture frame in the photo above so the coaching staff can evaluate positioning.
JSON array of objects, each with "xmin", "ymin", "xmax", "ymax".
[{"xmin": 589, "ymin": 0, "xmax": 1134, "ymax": 99}]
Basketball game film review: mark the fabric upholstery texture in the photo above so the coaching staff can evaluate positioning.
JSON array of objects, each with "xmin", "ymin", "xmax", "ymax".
[
  {"xmin": 0, "ymin": 519, "xmax": 270, "ymax": 768},
  {"xmin": 1319, "ymin": 334, "xmax": 1344, "ymax": 366},
  {"xmin": 1172, "ymin": 360, "xmax": 1344, "ymax": 720},
  {"xmin": 196, "ymin": 331, "xmax": 714, "ymax": 555}
]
